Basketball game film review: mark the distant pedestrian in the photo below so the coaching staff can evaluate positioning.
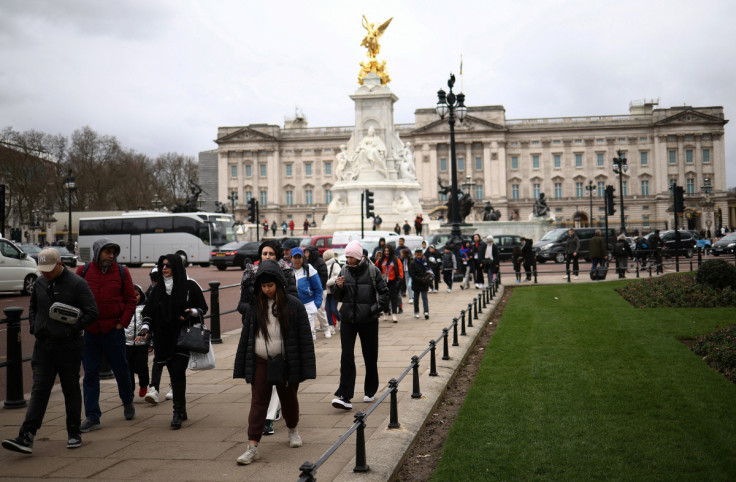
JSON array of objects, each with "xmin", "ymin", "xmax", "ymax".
[
  {"xmin": 649, "ymin": 229, "xmax": 663, "ymax": 274},
  {"xmin": 483, "ymin": 235, "xmax": 500, "ymax": 284},
  {"xmin": 512, "ymin": 241, "xmax": 523, "ymax": 282},
  {"xmin": 441, "ymin": 245, "xmax": 457, "ymax": 292},
  {"xmin": 289, "ymin": 220, "xmax": 295, "ymax": 236},
  {"xmin": 403, "ymin": 220, "xmax": 412, "ymax": 235},
  {"xmin": 589, "ymin": 229, "xmax": 608, "ymax": 276},
  {"xmin": 376, "ymin": 244, "xmax": 403, "ymax": 322},
  {"xmin": 459, "ymin": 240, "xmax": 472, "ymax": 289},
  {"xmin": 271, "ymin": 221, "xmax": 277, "ymax": 236},
  {"xmin": 303, "ymin": 219, "xmax": 310, "ymax": 235},
  {"xmin": 281, "ymin": 221, "xmax": 288, "ymax": 235},
  {"xmin": 470, "ymin": 234, "xmax": 486, "ymax": 288},
  {"xmin": 408, "ymin": 247, "xmax": 430, "ymax": 318},
  {"xmin": 563, "ymin": 228, "xmax": 580, "ymax": 279},
  {"xmin": 613, "ymin": 234, "xmax": 633, "ymax": 278},
  {"xmin": 2, "ymin": 249, "xmax": 98, "ymax": 454},
  {"xmin": 291, "ymin": 248, "xmax": 323, "ymax": 340},
  {"xmin": 394, "ymin": 223, "xmax": 401, "ymax": 235},
  {"xmin": 424, "ymin": 245, "xmax": 441, "ymax": 292},
  {"xmin": 521, "ymin": 237, "xmax": 535, "ymax": 281},
  {"xmin": 263, "ymin": 220, "xmax": 269, "ymax": 237},
  {"xmin": 414, "ymin": 215, "xmax": 423, "ymax": 236},
  {"xmin": 233, "ymin": 260, "xmax": 316, "ymax": 465}
]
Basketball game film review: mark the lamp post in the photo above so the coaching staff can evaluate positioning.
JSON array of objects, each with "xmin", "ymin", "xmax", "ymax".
[
  {"xmin": 700, "ymin": 177, "xmax": 714, "ymax": 238},
  {"xmin": 585, "ymin": 180, "xmax": 595, "ymax": 227},
  {"xmin": 612, "ymin": 150, "xmax": 627, "ymax": 234},
  {"xmin": 435, "ymin": 73, "xmax": 467, "ymax": 249},
  {"xmin": 228, "ymin": 191, "xmax": 238, "ymax": 214},
  {"xmin": 152, "ymin": 195, "xmax": 162, "ymax": 211},
  {"xmin": 311, "ymin": 206, "xmax": 316, "ymax": 227},
  {"xmin": 64, "ymin": 171, "xmax": 76, "ymax": 247}
]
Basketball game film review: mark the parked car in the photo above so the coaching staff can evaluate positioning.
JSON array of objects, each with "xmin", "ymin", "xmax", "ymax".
[
  {"xmin": 299, "ymin": 235, "xmax": 333, "ymax": 255},
  {"xmin": 711, "ymin": 233, "xmax": 736, "ymax": 256},
  {"xmin": 494, "ymin": 235, "xmax": 523, "ymax": 261},
  {"xmin": 646, "ymin": 230, "xmax": 696, "ymax": 258},
  {"xmin": 424, "ymin": 233, "xmax": 473, "ymax": 251},
  {"xmin": 0, "ymin": 238, "xmax": 38, "ymax": 295},
  {"xmin": 534, "ymin": 228, "xmax": 616, "ymax": 263},
  {"xmin": 50, "ymin": 246, "xmax": 78, "ymax": 267},
  {"xmin": 687, "ymin": 230, "xmax": 712, "ymax": 252},
  {"xmin": 19, "ymin": 243, "xmax": 42, "ymax": 262},
  {"xmin": 209, "ymin": 241, "xmax": 260, "ymax": 270}
]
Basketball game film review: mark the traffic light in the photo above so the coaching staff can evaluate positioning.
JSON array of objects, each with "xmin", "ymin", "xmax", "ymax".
[
  {"xmin": 605, "ymin": 185, "xmax": 615, "ymax": 215},
  {"xmin": 673, "ymin": 185, "xmax": 685, "ymax": 213},
  {"xmin": 365, "ymin": 190, "xmax": 375, "ymax": 218},
  {"xmin": 248, "ymin": 198, "xmax": 258, "ymax": 223}
]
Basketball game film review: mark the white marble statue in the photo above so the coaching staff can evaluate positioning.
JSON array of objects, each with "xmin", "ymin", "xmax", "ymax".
[
  {"xmin": 354, "ymin": 127, "xmax": 388, "ymax": 178},
  {"xmin": 397, "ymin": 141, "xmax": 416, "ymax": 180},
  {"xmin": 335, "ymin": 144, "xmax": 358, "ymax": 181},
  {"xmin": 392, "ymin": 192, "xmax": 414, "ymax": 216},
  {"xmin": 327, "ymin": 192, "xmax": 348, "ymax": 214}
]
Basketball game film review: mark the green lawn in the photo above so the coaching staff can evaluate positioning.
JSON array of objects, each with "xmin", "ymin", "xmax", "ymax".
[{"xmin": 433, "ymin": 282, "xmax": 736, "ymax": 481}]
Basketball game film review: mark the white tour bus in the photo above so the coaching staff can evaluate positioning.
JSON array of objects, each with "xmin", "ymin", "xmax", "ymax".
[{"xmin": 78, "ymin": 212, "xmax": 236, "ymax": 267}]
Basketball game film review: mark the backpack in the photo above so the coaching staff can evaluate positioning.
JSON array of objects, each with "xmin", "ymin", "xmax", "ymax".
[
  {"xmin": 614, "ymin": 242, "xmax": 625, "ymax": 257},
  {"xmin": 81, "ymin": 262, "xmax": 126, "ymax": 295}
]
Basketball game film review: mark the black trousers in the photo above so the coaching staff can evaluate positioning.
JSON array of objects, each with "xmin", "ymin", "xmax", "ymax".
[
  {"xmin": 385, "ymin": 280, "xmax": 400, "ymax": 314},
  {"xmin": 335, "ymin": 320, "xmax": 379, "ymax": 402},
  {"xmin": 126, "ymin": 345, "xmax": 150, "ymax": 390},
  {"xmin": 21, "ymin": 337, "xmax": 83, "ymax": 436},
  {"xmin": 151, "ymin": 352, "xmax": 188, "ymax": 410},
  {"xmin": 565, "ymin": 253, "xmax": 579, "ymax": 276}
]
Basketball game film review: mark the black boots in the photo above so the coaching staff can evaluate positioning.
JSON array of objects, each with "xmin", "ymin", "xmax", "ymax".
[
  {"xmin": 171, "ymin": 410, "xmax": 188, "ymax": 429},
  {"xmin": 170, "ymin": 379, "xmax": 187, "ymax": 430}
]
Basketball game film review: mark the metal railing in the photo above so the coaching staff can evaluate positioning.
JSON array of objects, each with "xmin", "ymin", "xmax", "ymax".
[{"xmin": 297, "ymin": 277, "xmax": 502, "ymax": 481}]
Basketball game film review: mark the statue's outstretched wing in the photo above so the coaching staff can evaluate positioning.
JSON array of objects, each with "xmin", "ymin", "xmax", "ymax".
[{"xmin": 377, "ymin": 17, "xmax": 393, "ymax": 35}]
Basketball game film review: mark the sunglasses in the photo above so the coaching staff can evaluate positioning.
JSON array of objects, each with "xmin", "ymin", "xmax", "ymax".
[{"xmin": 162, "ymin": 263, "xmax": 171, "ymax": 268}]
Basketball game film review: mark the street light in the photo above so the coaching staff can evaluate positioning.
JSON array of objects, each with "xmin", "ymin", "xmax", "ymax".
[
  {"xmin": 435, "ymin": 73, "xmax": 467, "ymax": 249},
  {"xmin": 64, "ymin": 170, "xmax": 76, "ymax": 247},
  {"xmin": 228, "ymin": 191, "xmax": 238, "ymax": 214},
  {"xmin": 311, "ymin": 206, "xmax": 316, "ymax": 227},
  {"xmin": 585, "ymin": 180, "xmax": 595, "ymax": 227},
  {"xmin": 700, "ymin": 177, "xmax": 715, "ymax": 238},
  {"xmin": 612, "ymin": 150, "xmax": 627, "ymax": 234}
]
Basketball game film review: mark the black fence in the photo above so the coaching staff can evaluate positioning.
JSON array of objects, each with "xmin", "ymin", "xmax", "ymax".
[{"xmin": 297, "ymin": 277, "xmax": 502, "ymax": 481}]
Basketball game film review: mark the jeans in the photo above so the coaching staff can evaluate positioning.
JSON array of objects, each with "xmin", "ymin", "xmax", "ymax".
[
  {"xmin": 413, "ymin": 289, "xmax": 429, "ymax": 314},
  {"xmin": 335, "ymin": 320, "xmax": 379, "ymax": 402},
  {"xmin": 325, "ymin": 294, "xmax": 340, "ymax": 327},
  {"xmin": 82, "ymin": 329, "xmax": 134, "ymax": 421},
  {"xmin": 21, "ymin": 337, "xmax": 84, "ymax": 436}
]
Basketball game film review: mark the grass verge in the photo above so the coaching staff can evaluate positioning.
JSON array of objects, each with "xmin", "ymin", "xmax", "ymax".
[{"xmin": 432, "ymin": 281, "xmax": 736, "ymax": 481}]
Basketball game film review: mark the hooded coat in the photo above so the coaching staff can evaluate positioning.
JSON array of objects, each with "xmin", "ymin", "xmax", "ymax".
[
  {"xmin": 76, "ymin": 237, "xmax": 136, "ymax": 334},
  {"xmin": 141, "ymin": 254, "xmax": 208, "ymax": 361},
  {"xmin": 233, "ymin": 260, "xmax": 316, "ymax": 384},
  {"xmin": 333, "ymin": 256, "xmax": 389, "ymax": 324},
  {"xmin": 305, "ymin": 245, "xmax": 328, "ymax": 288},
  {"xmin": 237, "ymin": 240, "xmax": 297, "ymax": 317}
]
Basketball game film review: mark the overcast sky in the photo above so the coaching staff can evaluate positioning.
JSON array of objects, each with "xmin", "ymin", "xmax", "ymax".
[{"xmin": 1, "ymin": 0, "xmax": 735, "ymax": 186}]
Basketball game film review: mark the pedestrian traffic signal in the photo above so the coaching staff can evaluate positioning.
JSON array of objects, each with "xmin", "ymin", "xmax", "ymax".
[
  {"xmin": 248, "ymin": 198, "xmax": 258, "ymax": 223},
  {"xmin": 605, "ymin": 185, "xmax": 615, "ymax": 215},
  {"xmin": 673, "ymin": 185, "xmax": 685, "ymax": 213},
  {"xmin": 365, "ymin": 190, "xmax": 375, "ymax": 218}
]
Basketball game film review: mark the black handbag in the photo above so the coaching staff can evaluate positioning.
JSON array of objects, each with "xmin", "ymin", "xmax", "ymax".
[{"xmin": 177, "ymin": 317, "xmax": 211, "ymax": 354}]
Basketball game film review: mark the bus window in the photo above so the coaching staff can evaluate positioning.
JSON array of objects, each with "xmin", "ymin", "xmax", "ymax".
[
  {"xmin": 174, "ymin": 217, "xmax": 199, "ymax": 236},
  {"xmin": 79, "ymin": 219, "xmax": 104, "ymax": 236},
  {"xmin": 104, "ymin": 219, "xmax": 123, "ymax": 234},
  {"xmin": 198, "ymin": 226, "xmax": 210, "ymax": 246},
  {"xmin": 148, "ymin": 217, "xmax": 173, "ymax": 233},
  {"xmin": 122, "ymin": 217, "xmax": 145, "ymax": 235}
]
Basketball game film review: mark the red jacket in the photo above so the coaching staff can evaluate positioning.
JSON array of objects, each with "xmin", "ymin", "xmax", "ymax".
[
  {"xmin": 76, "ymin": 262, "xmax": 136, "ymax": 334},
  {"xmin": 376, "ymin": 258, "xmax": 404, "ymax": 282}
]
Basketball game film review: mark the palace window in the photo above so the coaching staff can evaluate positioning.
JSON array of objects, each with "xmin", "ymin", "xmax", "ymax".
[
  {"xmin": 532, "ymin": 155, "xmax": 540, "ymax": 169},
  {"xmin": 285, "ymin": 191, "xmax": 293, "ymax": 206},
  {"xmin": 305, "ymin": 163, "xmax": 312, "ymax": 176},
  {"xmin": 640, "ymin": 152, "xmax": 648, "ymax": 166},
  {"xmin": 260, "ymin": 164, "xmax": 267, "ymax": 177},
  {"xmin": 245, "ymin": 165, "xmax": 252, "ymax": 177},
  {"xmin": 668, "ymin": 150, "xmax": 677, "ymax": 164},
  {"xmin": 245, "ymin": 191, "xmax": 252, "ymax": 202},
  {"xmin": 230, "ymin": 165, "xmax": 237, "ymax": 178},
  {"xmin": 512, "ymin": 184, "xmax": 519, "ymax": 199},
  {"xmin": 325, "ymin": 190, "xmax": 332, "ymax": 204},
  {"xmin": 458, "ymin": 157, "xmax": 465, "ymax": 171},
  {"xmin": 575, "ymin": 153, "xmax": 583, "ymax": 167},
  {"xmin": 597, "ymin": 181, "xmax": 605, "ymax": 197},
  {"xmin": 686, "ymin": 178, "xmax": 695, "ymax": 194},
  {"xmin": 440, "ymin": 158, "xmax": 447, "ymax": 171},
  {"xmin": 703, "ymin": 148, "xmax": 711, "ymax": 163},
  {"xmin": 533, "ymin": 183, "xmax": 541, "ymax": 198},
  {"xmin": 576, "ymin": 182, "xmax": 583, "ymax": 198},
  {"xmin": 260, "ymin": 191, "xmax": 267, "ymax": 206},
  {"xmin": 511, "ymin": 156, "xmax": 518, "ymax": 170},
  {"xmin": 554, "ymin": 183, "xmax": 562, "ymax": 199},
  {"xmin": 306, "ymin": 190, "xmax": 313, "ymax": 205},
  {"xmin": 641, "ymin": 180, "xmax": 649, "ymax": 196},
  {"xmin": 285, "ymin": 164, "xmax": 292, "ymax": 177},
  {"xmin": 474, "ymin": 185, "xmax": 484, "ymax": 200},
  {"xmin": 597, "ymin": 153, "xmax": 604, "ymax": 167},
  {"xmin": 324, "ymin": 162, "xmax": 332, "ymax": 175},
  {"xmin": 475, "ymin": 156, "xmax": 482, "ymax": 171},
  {"xmin": 554, "ymin": 154, "xmax": 561, "ymax": 168},
  {"xmin": 686, "ymin": 150, "xmax": 693, "ymax": 163}
]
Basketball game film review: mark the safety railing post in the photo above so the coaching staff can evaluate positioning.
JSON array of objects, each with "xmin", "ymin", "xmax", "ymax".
[
  {"xmin": 209, "ymin": 281, "xmax": 223, "ymax": 344},
  {"xmin": 460, "ymin": 310, "xmax": 467, "ymax": 336},
  {"xmin": 429, "ymin": 340, "xmax": 438, "ymax": 376},
  {"xmin": 353, "ymin": 411, "xmax": 370, "ymax": 473},
  {"xmin": 299, "ymin": 462, "xmax": 317, "ymax": 482},
  {"xmin": 468, "ymin": 302, "xmax": 475, "ymax": 327},
  {"xmin": 635, "ymin": 265, "xmax": 639, "ymax": 278},
  {"xmin": 452, "ymin": 318, "xmax": 459, "ymax": 347},
  {"xmin": 388, "ymin": 378, "xmax": 401, "ymax": 428},
  {"xmin": 411, "ymin": 356, "xmax": 422, "ymax": 399},
  {"xmin": 442, "ymin": 328, "xmax": 450, "ymax": 360},
  {"xmin": 4, "ymin": 307, "xmax": 27, "ymax": 409},
  {"xmin": 479, "ymin": 293, "xmax": 485, "ymax": 313}
]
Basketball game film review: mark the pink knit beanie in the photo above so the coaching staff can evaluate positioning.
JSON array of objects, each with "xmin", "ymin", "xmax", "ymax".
[{"xmin": 345, "ymin": 241, "xmax": 363, "ymax": 260}]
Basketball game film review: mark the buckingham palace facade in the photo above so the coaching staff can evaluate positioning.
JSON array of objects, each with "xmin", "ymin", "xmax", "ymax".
[{"xmin": 204, "ymin": 100, "xmax": 730, "ymax": 234}]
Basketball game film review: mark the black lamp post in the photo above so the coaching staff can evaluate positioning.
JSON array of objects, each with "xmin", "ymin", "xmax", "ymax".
[
  {"xmin": 612, "ymin": 150, "xmax": 628, "ymax": 234},
  {"xmin": 64, "ymin": 170, "xmax": 76, "ymax": 247},
  {"xmin": 435, "ymin": 74, "xmax": 467, "ymax": 249},
  {"xmin": 585, "ymin": 180, "xmax": 595, "ymax": 227},
  {"xmin": 152, "ymin": 195, "xmax": 162, "ymax": 211},
  {"xmin": 228, "ymin": 191, "xmax": 238, "ymax": 214}
]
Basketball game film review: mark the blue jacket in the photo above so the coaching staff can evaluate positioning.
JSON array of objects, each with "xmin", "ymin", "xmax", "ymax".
[{"xmin": 294, "ymin": 263, "xmax": 323, "ymax": 308}]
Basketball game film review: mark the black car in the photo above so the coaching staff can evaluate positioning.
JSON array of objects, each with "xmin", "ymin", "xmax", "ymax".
[
  {"xmin": 646, "ymin": 230, "xmax": 696, "ymax": 258},
  {"xmin": 209, "ymin": 241, "xmax": 260, "ymax": 270},
  {"xmin": 494, "ymin": 235, "xmax": 522, "ymax": 261},
  {"xmin": 19, "ymin": 243, "xmax": 42, "ymax": 262},
  {"xmin": 50, "ymin": 246, "xmax": 78, "ymax": 267},
  {"xmin": 711, "ymin": 233, "xmax": 736, "ymax": 256}
]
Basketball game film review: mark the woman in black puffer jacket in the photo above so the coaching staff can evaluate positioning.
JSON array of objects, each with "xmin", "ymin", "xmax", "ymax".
[
  {"xmin": 233, "ymin": 260, "xmax": 316, "ymax": 465},
  {"xmin": 330, "ymin": 241, "xmax": 389, "ymax": 410}
]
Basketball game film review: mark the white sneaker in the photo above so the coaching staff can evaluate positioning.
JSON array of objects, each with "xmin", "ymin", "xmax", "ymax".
[
  {"xmin": 236, "ymin": 444, "xmax": 260, "ymax": 465},
  {"xmin": 325, "ymin": 328, "xmax": 332, "ymax": 338},
  {"xmin": 408, "ymin": 298, "xmax": 413, "ymax": 303},
  {"xmin": 562, "ymin": 275, "xmax": 568, "ymax": 279},
  {"xmin": 166, "ymin": 386, "xmax": 173, "ymax": 400},
  {"xmin": 331, "ymin": 397, "xmax": 352, "ymax": 410},
  {"xmin": 288, "ymin": 429, "xmax": 302, "ymax": 448},
  {"xmin": 574, "ymin": 276, "xmax": 579, "ymax": 280},
  {"xmin": 145, "ymin": 387, "xmax": 159, "ymax": 405},
  {"xmin": 446, "ymin": 288, "xmax": 452, "ymax": 293},
  {"xmin": 329, "ymin": 326, "xmax": 336, "ymax": 335},
  {"xmin": 414, "ymin": 313, "xmax": 420, "ymax": 319},
  {"xmin": 363, "ymin": 395, "xmax": 375, "ymax": 403}
]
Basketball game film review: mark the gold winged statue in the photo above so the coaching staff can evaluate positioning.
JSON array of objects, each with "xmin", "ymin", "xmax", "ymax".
[{"xmin": 358, "ymin": 15, "xmax": 392, "ymax": 85}]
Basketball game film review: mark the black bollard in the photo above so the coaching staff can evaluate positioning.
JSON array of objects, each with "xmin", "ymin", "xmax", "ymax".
[
  {"xmin": 452, "ymin": 318, "xmax": 459, "ymax": 347},
  {"xmin": 411, "ymin": 356, "xmax": 422, "ymax": 398},
  {"xmin": 460, "ymin": 310, "xmax": 467, "ymax": 336},
  {"xmin": 208, "ymin": 281, "xmax": 222, "ymax": 344},
  {"xmin": 4, "ymin": 307, "xmax": 27, "ymax": 409},
  {"xmin": 299, "ymin": 462, "xmax": 317, "ymax": 482},
  {"xmin": 429, "ymin": 340, "xmax": 438, "ymax": 376},
  {"xmin": 468, "ymin": 302, "xmax": 475, "ymax": 326},
  {"xmin": 697, "ymin": 247, "xmax": 702, "ymax": 268},
  {"xmin": 389, "ymin": 378, "xmax": 401, "ymax": 428},
  {"xmin": 635, "ymin": 265, "xmax": 639, "ymax": 278},
  {"xmin": 442, "ymin": 328, "xmax": 450, "ymax": 360},
  {"xmin": 479, "ymin": 294, "xmax": 484, "ymax": 313},
  {"xmin": 353, "ymin": 411, "xmax": 370, "ymax": 473}
]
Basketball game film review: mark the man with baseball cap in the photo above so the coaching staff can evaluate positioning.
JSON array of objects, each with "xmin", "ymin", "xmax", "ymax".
[
  {"xmin": 3, "ymin": 248, "xmax": 98, "ymax": 454},
  {"xmin": 290, "ymin": 247, "xmax": 323, "ymax": 340}
]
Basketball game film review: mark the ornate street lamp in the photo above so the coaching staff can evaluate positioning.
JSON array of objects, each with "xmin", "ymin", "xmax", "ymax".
[
  {"xmin": 585, "ymin": 180, "xmax": 595, "ymax": 227},
  {"xmin": 700, "ymin": 177, "xmax": 715, "ymax": 238},
  {"xmin": 64, "ymin": 170, "xmax": 76, "ymax": 247},
  {"xmin": 612, "ymin": 150, "xmax": 628, "ymax": 234},
  {"xmin": 152, "ymin": 194, "xmax": 162, "ymax": 211},
  {"xmin": 228, "ymin": 191, "xmax": 238, "ymax": 214},
  {"xmin": 435, "ymin": 73, "xmax": 467, "ymax": 249}
]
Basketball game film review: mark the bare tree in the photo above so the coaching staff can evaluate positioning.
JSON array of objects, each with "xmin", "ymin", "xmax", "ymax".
[
  {"xmin": 67, "ymin": 126, "xmax": 124, "ymax": 210},
  {"xmin": 154, "ymin": 152, "xmax": 198, "ymax": 209}
]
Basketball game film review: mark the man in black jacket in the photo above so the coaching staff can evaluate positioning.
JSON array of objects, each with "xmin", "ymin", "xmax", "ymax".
[
  {"xmin": 2, "ymin": 249, "xmax": 98, "ymax": 455},
  {"xmin": 563, "ymin": 229, "xmax": 581, "ymax": 279},
  {"xmin": 331, "ymin": 241, "xmax": 389, "ymax": 410}
]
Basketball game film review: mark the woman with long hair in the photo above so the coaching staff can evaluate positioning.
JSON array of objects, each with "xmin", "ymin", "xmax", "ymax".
[
  {"xmin": 233, "ymin": 260, "xmax": 316, "ymax": 465},
  {"xmin": 376, "ymin": 244, "xmax": 403, "ymax": 322},
  {"xmin": 140, "ymin": 254, "xmax": 207, "ymax": 429}
]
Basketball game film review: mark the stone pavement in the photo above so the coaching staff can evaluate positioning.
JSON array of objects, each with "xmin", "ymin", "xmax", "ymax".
[{"xmin": 0, "ymin": 286, "xmax": 503, "ymax": 481}]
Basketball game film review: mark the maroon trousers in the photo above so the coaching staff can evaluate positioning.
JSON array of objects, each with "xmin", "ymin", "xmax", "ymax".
[{"xmin": 247, "ymin": 356, "xmax": 300, "ymax": 443}]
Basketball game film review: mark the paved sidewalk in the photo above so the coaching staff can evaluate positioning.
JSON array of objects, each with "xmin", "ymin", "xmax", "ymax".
[{"xmin": 0, "ymin": 287, "xmax": 503, "ymax": 481}]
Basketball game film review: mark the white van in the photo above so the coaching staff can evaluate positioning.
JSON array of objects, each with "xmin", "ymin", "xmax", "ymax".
[
  {"xmin": 0, "ymin": 238, "xmax": 39, "ymax": 295},
  {"xmin": 332, "ymin": 230, "xmax": 400, "ymax": 254}
]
